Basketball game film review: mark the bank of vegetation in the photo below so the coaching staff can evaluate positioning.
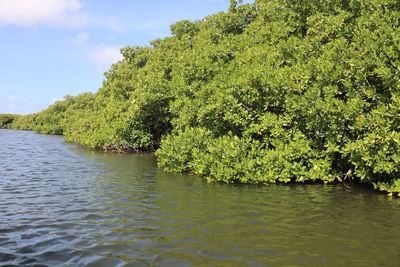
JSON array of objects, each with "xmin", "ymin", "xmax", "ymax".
[{"xmin": 1, "ymin": 0, "xmax": 400, "ymax": 194}]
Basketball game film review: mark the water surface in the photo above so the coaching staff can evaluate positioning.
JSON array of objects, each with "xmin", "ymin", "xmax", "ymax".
[{"xmin": 1, "ymin": 129, "xmax": 399, "ymax": 266}]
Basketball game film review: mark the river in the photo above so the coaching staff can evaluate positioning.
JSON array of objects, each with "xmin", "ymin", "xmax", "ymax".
[{"xmin": 0, "ymin": 129, "xmax": 399, "ymax": 266}]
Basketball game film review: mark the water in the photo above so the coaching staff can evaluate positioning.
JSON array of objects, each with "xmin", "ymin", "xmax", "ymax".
[{"xmin": 0, "ymin": 129, "xmax": 399, "ymax": 267}]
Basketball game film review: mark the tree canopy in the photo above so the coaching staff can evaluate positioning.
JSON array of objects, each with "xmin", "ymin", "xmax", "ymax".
[{"xmin": 2, "ymin": 0, "xmax": 400, "ymax": 194}]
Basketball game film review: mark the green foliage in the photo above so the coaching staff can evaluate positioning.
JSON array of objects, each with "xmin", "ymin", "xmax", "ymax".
[
  {"xmin": 6, "ymin": 94, "xmax": 95, "ymax": 135},
  {"xmin": 156, "ymin": 127, "xmax": 213, "ymax": 172},
  {"xmin": 229, "ymin": 0, "xmax": 243, "ymax": 13},
  {"xmin": 373, "ymin": 179, "xmax": 400, "ymax": 194},
  {"xmin": 31, "ymin": 96, "xmax": 74, "ymax": 135},
  {"xmin": 10, "ymin": 114, "xmax": 36, "ymax": 131},
  {"xmin": 157, "ymin": 0, "xmax": 400, "ymax": 193},
  {"xmin": 170, "ymin": 20, "xmax": 199, "ymax": 37},
  {"xmin": 159, "ymin": 128, "xmax": 340, "ymax": 184},
  {"xmin": 2, "ymin": 0, "xmax": 400, "ymax": 193},
  {"xmin": 0, "ymin": 114, "xmax": 18, "ymax": 128}
]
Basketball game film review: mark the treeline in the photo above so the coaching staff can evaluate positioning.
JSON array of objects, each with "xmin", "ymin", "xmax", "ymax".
[
  {"xmin": 2, "ymin": 0, "xmax": 400, "ymax": 194},
  {"xmin": 0, "ymin": 114, "xmax": 19, "ymax": 128}
]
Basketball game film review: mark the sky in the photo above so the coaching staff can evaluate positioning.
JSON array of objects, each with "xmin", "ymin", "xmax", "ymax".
[{"xmin": 0, "ymin": 0, "xmax": 250, "ymax": 114}]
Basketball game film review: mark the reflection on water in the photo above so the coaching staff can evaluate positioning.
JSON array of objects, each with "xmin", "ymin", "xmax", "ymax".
[{"xmin": 0, "ymin": 129, "xmax": 400, "ymax": 266}]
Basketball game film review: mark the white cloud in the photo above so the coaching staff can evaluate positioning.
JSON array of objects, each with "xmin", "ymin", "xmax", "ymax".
[
  {"xmin": 6, "ymin": 95, "xmax": 17, "ymax": 113},
  {"xmin": 92, "ymin": 16, "xmax": 125, "ymax": 32},
  {"xmin": 72, "ymin": 32, "xmax": 90, "ymax": 46},
  {"xmin": 89, "ymin": 45, "xmax": 123, "ymax": 72},
  {"xmin": 105, "ymin": 17, "xmax": 124, "ymax": 32},
  {"xmin": 0, "ymin": 95, "xmax": 24, "ymax": 114},
  {"xmin": 0, "ymin": 0, "xmax": 87, "ymax": 28}
]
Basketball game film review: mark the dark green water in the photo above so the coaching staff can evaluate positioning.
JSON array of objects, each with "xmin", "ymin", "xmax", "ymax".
[{"xmin": 0, "ymin": 129, "xmax": 399, "ymax": 267}]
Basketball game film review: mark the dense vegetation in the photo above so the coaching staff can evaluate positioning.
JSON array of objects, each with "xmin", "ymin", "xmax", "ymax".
[
  {"xmin": 2, "ymin": 0, "xmax": 400, "ymax": 194},
  {"xmin": 0, "ymin": 114, "xmax": 19, "ymax": 128}
]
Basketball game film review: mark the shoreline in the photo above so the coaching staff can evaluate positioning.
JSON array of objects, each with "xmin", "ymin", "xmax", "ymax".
[{"xmin": 1, "ymin": 128, "xmax": 398, "ymax": 198}]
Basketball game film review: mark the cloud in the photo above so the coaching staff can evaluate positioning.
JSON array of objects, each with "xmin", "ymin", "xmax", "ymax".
[
  {"xmin": 0, "ymin": 0, "xmax": 87, "ymax": 28},
  {"xmin": 105, "ymin": 17, "xmax": 125, "ymax": 32},
  {"xmin": 89, "ymin": 45, "xmax": 123, "ymax": 71},
  {"xmin": 0, "ymin": 95, "xmax": 24, "ymax": 114},
  {"xmin": 72, "ymin": 32, "xmax": 90, "ymax": 46},
  {"xmin": 69, "ymin": 33, "xmax": 122, "ymax": 72},
  {"xmin": 91, "ymin": 16, "xmax": 125, "ymax": 32},
  {"xmin": 5, "ymin": 95, "xmax": 17, "ymax": 113}
]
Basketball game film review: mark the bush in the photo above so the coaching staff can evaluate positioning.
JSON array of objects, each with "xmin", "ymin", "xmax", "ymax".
[
  {"xmin": 3, "ymin": 0, "xmax": 400, "ymax": 193},
  {"xmin": 0, "ymin": 114, "xmax": 18, "ymax": 128}
]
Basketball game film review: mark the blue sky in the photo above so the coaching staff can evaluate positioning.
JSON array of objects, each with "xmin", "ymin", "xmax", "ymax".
[{"xmin": 0, "ymin": 0, "xmax": 248, "ymax": 114}]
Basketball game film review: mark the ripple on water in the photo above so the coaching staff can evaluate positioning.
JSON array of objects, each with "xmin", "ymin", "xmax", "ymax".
[{"xmin": 1, "ymin": 129, "xmax": 400, "ymax": 266}]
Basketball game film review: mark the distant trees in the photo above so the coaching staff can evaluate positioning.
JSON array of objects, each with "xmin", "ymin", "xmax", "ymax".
[
  {"xmin": 2, "ymin": 0, "xmax": 400, "ymax": 193},
  {"xmin": 0, "ymin": 114, "xmax": 18, "ymax": 128}
]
